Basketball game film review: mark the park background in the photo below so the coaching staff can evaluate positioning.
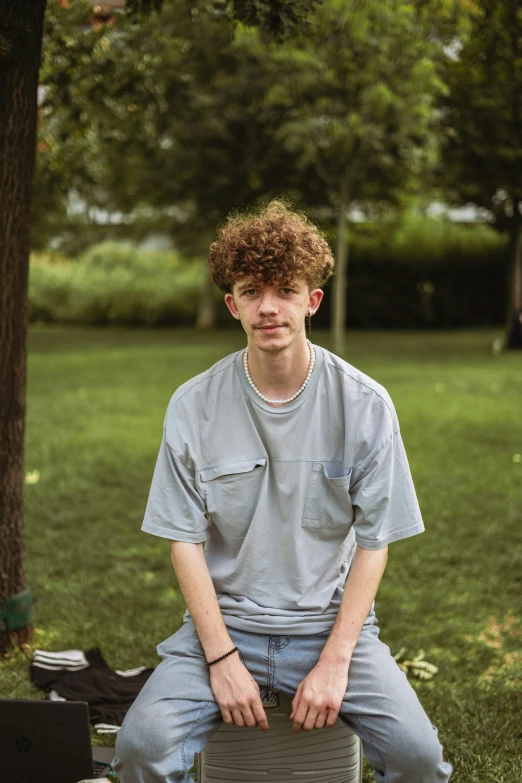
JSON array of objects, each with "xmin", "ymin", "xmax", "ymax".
[{"xmin": 1, "ymin": 1, "xmax": 521, "ymax": 782}]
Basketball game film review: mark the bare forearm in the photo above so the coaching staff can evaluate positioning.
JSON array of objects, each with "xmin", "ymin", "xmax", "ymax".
[
  {"xmin": 319, "ymin": 544, "xmax": 388, "ymax": 666},
  {"xmin": 170, "ymin": 541, "xmax": 235, "ymax": 661}
]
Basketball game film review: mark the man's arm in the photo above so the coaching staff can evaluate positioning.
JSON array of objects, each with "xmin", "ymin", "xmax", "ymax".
[
  {"xmin": 170, "ymin": 541, "xmax": 269, "ymax": 732},
  {"xmin": 171, "ymin": 541, "xmax": 235, "ymax": 661},
  {"xmin": 319, "ymin": 544, "xmax": 388, "ymax": 666},
  {"xmin": 290, "ymin": 544, "xmax": 388, "ymax": 732}
]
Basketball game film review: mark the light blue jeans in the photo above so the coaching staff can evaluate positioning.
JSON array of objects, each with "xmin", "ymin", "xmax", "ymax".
[{"xmin": 113, "ymin": 613, "xmax": 452, "ymax": 783}]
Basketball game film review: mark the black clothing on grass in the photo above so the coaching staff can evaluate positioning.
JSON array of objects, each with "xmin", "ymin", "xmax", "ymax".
[{"xmin": 30, "ymin": 647, "xmax": 153, "ymax": 734}]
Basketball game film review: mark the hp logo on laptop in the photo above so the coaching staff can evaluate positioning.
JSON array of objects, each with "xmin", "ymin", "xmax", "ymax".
[{"xmin": 15, "ymin": 736, "xmax": 32, "ymax": 753}]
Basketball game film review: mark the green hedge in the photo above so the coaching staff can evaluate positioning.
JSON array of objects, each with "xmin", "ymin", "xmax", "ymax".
[
  {"xmin": 313, "ymin": 217, "xmax": 510, "ymax": 329},
  {"xmin": 29, "ymin": 243, "xmax": 203, "ymax": 326},
  {"xmin": 342, "ymin": 212, "xmax": 504, "ymax": 263}
]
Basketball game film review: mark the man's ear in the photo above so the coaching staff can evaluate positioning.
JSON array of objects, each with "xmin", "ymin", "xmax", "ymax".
[
  {"xmin": 308, "ymin": 288, "xmax": 324, "ymax": 314},
  {"xmin": 224, "ymin": 292, "xmax": 241, "ymax": 320}
]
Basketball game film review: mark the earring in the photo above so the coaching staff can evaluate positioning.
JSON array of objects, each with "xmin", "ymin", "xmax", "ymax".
[{"xmin": 307, "ymin": 310, "xmax": 312, "ymax": 336}]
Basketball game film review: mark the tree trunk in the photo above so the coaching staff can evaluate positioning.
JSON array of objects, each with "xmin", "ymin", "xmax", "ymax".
[
  {"xmin": 514, "ymin": 232, "xmax": 522, "ymax": 310},
  {"xmin": 0, "ymin": 0, "xmax": 47, "ymax": 654},
  {"xmin": 332, "ymin": 175, "xmax": 350, "ymax": 356},
  {"xmin": 504, "ymin": 220, "xmax": 522, "ymax": 349},
  {"xmin": 196, "ymin": 264, "xmax": 216, "ymax": 329}
]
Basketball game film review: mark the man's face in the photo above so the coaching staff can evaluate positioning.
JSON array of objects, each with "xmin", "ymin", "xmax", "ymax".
[{"xmin": 224, "ymin": 276, "xmax": 323, "ymax": 352}]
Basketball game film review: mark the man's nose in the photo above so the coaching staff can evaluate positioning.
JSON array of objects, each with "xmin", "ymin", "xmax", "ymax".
[{"xmin": 258, "ymin": 291, "xmax": 278, "ymax": 314}]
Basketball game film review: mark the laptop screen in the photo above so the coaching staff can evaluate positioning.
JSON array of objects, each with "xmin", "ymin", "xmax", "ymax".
[{"xmin": 0, "ymin": 699, "xmax": 95, "ymax": 783}]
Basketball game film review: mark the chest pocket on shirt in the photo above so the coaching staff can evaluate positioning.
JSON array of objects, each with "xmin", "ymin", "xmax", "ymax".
[
  {"xmin": 302, "ymin": 462, "xmax": 353, "ymax": 530},
  {"xmin": 199, "ymin": 458, "xmax": 266, "ymax": 551}
]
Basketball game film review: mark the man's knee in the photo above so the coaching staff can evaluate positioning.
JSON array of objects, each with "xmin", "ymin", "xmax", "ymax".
[
  {"xmin": 115, "ymin": 701, "xmax": 176, "ymax": 768},
  {"xmin": 386, "ymin": 722, "xmax": 448, "ymax": 781}
]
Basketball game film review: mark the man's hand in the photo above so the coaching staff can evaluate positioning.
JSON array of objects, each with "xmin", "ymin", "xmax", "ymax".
[
  {"xmin": 289, "ymin": 544, "xmax": 389, "ymax": 732},
  {"xmin": 209, "ymin": 653, "xmax": 269, "ymax": 732},
  {"xmin": 290, "ymin": 659, "xmax": 349, "ymax": 732}
]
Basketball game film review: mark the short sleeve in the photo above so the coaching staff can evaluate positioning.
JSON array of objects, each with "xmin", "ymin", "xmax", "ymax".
[
  {"xmin": 141, "ymin": 430, "xmax": 211, "ymax": 543},
  {"xmin": 350, "ymin": 428, "xmax": 424, "ymax": 550}
]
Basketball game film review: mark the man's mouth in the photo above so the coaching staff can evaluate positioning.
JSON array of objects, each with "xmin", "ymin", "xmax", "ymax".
[{"xmin": 257, "ymin": 324, "xmax": 284, "ymax": 331}]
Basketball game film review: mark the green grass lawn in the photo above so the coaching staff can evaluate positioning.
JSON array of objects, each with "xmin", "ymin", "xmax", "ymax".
[{"xmin": 2, "ymin": 325, "xmax": 521, "ymax": 782}]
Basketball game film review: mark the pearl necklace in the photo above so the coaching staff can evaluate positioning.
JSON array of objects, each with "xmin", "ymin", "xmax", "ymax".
[{"xmin": 242, "ymin": 339, "xmax": 315, "ymax": 406}]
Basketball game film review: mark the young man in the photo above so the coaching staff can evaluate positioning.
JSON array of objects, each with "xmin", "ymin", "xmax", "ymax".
[{"xmin": 113, "ymin": 201, "xmax": 452, "ymax": 783}]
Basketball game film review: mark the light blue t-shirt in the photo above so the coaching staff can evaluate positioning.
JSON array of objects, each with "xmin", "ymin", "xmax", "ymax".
[{"xmin": 142, "ymin": 344, "xmax": 424, "ymax": 634}]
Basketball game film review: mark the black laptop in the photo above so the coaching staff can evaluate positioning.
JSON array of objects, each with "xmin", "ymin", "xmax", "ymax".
[{"xmin": 0, "ymin": 699, "xmax": 114, "ymax": 782}]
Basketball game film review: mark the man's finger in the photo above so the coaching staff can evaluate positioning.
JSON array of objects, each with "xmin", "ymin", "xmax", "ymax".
[
  {"xmin": 220, "ymin": 706, "xmax": 234, "ymax": 725},
  {"xmin": 316, "ymin": 705, "xmax": 340, "ymax": 729},
  {"xmin": 313, "ymin": 708, "xmax": 328, "ymax": 729},
  {"xmin": 301, "ymin": 704, "xmax": 321, "ymax": 732},
  {"xmin": 290, "ymin": 682, "xmax": 302, "ymax": 719},
  {"xmin": 292, "ymin": 701, "xmax": 313, "ymax": 732},
  {"xmin": 251, "ymin": 701, "xmax": 269, "ymax": 732},
  {"xmin": 240, "ymin": 704, "xmax": 260, "ymax": 729},
  {"xmin": 230, "ymin": 707, "xmax": 245, "ymax": 727},
  {"xmin": 324, "ymin": 706, "xmax": 340, "ymax": 728}
]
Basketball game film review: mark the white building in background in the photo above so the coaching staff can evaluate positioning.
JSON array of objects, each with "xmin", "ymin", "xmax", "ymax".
[{"xmin": 424, "ymin": 201, "xmax": 493, "ymax": 224}]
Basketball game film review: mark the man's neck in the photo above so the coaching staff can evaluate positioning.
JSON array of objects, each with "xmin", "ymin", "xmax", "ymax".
[{"xmin": 245, "ymin": 337, "xmax": 312, "ymax": 405}]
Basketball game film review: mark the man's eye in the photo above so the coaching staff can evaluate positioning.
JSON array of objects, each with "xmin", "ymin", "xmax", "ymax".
[
  {"xmin": 282, "ymin": 288, "xmax": 293, "ymax": 295},
  {"xmin": 245, "ymin": 289, "xmax": 256, "ymax": 296}
]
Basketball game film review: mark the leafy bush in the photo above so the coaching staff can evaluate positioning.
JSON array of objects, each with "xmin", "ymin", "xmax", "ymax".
[
  {"xmin": 349, "ymin": 212, "xmax": 504, "ymax": 265},
  {"xmin": 29, "ymin": 243, "xmax": 203, "ymax": 326}
]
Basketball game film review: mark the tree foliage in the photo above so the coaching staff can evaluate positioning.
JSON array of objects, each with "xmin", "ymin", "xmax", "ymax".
[
  {"xmin": 126, "ymin": 0, "xmax": 321, "ymax": 39},
  {"xmin": 229, "ymin": 0, "xmax": 321, "ymax": 40},
  {"xmin": 34, "ymin": 0, "xmax": 323, "ymax": 255},
  {"xmin": 35, "ymin": 0, "xmax": 447, "ymax": 267},
  {"xmin": 441, "ymin": 0, "xmax": 522, "ymax": 226},
  {"xmin": 267, "ymin": 0, "xmax": 444, "ymax": 208},
  {"xmin": 264, "ymin": 0, "xmax": 445, "ymax": 350},
  {"xmin": 440, "ymin": 0, "xmax": 522, "ymax": 332}
]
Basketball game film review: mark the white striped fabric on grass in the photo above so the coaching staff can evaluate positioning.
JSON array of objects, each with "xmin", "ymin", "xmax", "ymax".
[{"xmin": 32, "ymin": 649, "xmax": 90, "ymax": 671}]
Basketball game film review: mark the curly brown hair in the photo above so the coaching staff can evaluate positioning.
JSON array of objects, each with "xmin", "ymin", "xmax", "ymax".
[{"xmin": 208, "ymin": 199, "xmax": 334, "ymax": 293}]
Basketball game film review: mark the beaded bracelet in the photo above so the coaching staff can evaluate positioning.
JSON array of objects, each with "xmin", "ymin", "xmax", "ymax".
[{"xmin": 206, "ymin": 646, "xmax": 239, "ymax": 668}]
